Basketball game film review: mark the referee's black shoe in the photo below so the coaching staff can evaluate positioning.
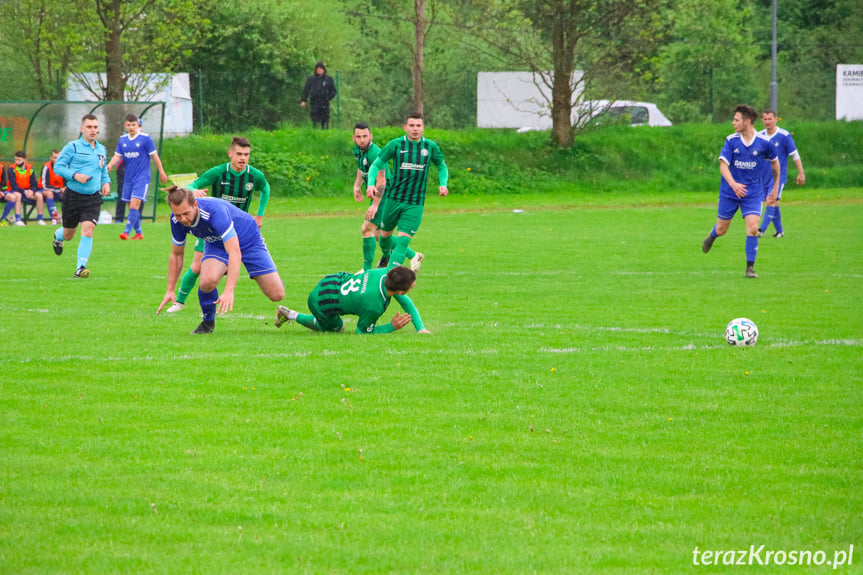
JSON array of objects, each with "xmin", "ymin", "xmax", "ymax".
[
  {"xmin": 191, "ymin": 321, "xmax": 215, "ymax": 335},
  {"xmin": 53, "ymin": 237, "xmax": 63, "ymax": 255}
]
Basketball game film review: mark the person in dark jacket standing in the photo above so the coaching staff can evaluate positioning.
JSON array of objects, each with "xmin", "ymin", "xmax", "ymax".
[{"xmin": 300, "ymin": 61, "xmax": 337, "ymax": 129}]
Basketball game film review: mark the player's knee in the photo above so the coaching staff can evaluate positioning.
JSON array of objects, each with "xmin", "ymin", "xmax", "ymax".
[
  {"xmin": 191, "ymin": 261, "xmax": 201, "ymax": 275},
  {"xmin": 268, "ymin": 284, "xmax": 285, "ymax": 302}
]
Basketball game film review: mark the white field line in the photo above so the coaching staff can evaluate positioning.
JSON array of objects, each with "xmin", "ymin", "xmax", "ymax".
[{"xmin": 5, "ymin": 338, "xmax": 861, "ymax": 365}]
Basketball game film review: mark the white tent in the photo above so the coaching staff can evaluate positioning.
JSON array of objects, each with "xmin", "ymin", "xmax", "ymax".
[
  {"xmin": 477, "ymin": 71, "xmax": 584, "ymax": 130},
  {"xmin": 67, "ymin": 73, "xmax": 194, "ymax": 137}
]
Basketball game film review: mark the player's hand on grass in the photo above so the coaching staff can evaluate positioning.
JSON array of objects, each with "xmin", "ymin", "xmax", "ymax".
[
  {"xmin": 439, "ymin": 185, "xmax": 449, "ymax": 197},
  {"xmin": 156, "ymin": 292, "xmax": 176, "ymax": 315},
  {"xmin": 417, "ymin": 329, "xmax": 431, "ymax": 334},
  {"xmin": 217, "ymin": 290, "xmax": 235, "ymax": 314},
  {"xmin": 391, "ymin": 312, "xmax": 411, "ymax": 331}
]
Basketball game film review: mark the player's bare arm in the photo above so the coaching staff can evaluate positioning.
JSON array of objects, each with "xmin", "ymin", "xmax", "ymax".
[
  {"xmin": 719, "ymin": 161, "xmax": 746, "ymax": 198},
  {"xmin": 217, "ymin": 236, "xmax": 243, "ymax": 314},
  {"xmin": 157, "ymin": 244, "xmax": 186, "ymax": 314}
]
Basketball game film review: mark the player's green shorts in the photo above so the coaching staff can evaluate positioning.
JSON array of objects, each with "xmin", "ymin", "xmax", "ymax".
[
  {"xmin": 365, "ymin": 186, "xmax": 386, "ymax": 227},
  {"xmin": 380, "ymin": 199, "xmax": 424, "ymax": 236},
  {"xmin": 367, "ymin": 198, "xmax": 383, "ymax": 227},
  {"xmin": 193, "ymin": 237, "xmax": 205, "ymax": 253},
  {"xmin": 306, "ymin": 274, "xmax": 350, "ymax": 332}
]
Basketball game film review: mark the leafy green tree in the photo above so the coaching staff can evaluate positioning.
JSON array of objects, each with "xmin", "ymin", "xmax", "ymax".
[
  {"xmin": 186, "ymin": 0, "xmax": 356, "ymax": 131},
  {"xmin": 657, "ymin": 0, "xmax": 760, "ymax": 123},
  {"xmin": 0, "ymin": 0, "xmax": 92, "ymax": 99},
  {"xmin": 461, "ymin": 0, "xmax": 668, "ymax": 147},
  {"xmin": 752, "ymin": 0, "xmax": 863, "ymax": 120}
]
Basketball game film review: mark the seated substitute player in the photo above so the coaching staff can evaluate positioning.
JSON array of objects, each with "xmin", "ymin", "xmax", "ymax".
[
  {"xmin": 702, "ymin": 104, "xmax": 779, "ymax": 279},
  {"xmin": 9, "ymin": 151, "xmax": 50, "ymax": 225},
  {"xmin": 274, "ymin": 266, "xmax": 430, "ymax": 335},
  {"xmin": 366, "ymin": 112, "xmax": 448, "ymax": 272},
  {"xmin": 757, "ymin": 109, "xmax": 805, "ymax": 238},
  {"xmin": 352, "ymin": 122, "xmax": 423, "ymax": 272},
  {"xmin": 0, "ymin": 161, "xmax": 24, "ymax": 226},
  {"xmin": 166, "ymin": 136, "xmax": 271, "ymax": 314},
  {"xmin": 41, "ymin": 149, "xmax": 66, "ymax": 225},
  {"xmin": 156, "ymin": 187, "xmax": 284, "ymax": 334}
]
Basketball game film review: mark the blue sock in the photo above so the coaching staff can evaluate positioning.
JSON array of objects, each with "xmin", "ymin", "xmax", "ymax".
[
  {"xmin": 46, "ymin": 197, "xmax": 56, "ymax": 215},
  {"xmin": 773, "ymin": 207, "xmax": 783, "ymax": 233},
  {"xmin": 710, "ymin": 225, "xmax": 718, "ymax": 239},
  {"xmin": 199, "ymin": 288, "xmax": 218, "ymax": 322},
  {"xmin": 1, "ymin": 201, "xmax": 14, "ymax": 220},
  {"xmin": 128, "ymin": 208, "xmax": 141, "ymax": 234},
  {"xmin": 760, "ymin": 206, "xmax": 775, "ymax": 232},
  {"xmin": 77, "ymin": 236, "xmax": 93, "ymax": 269},
  {"xmin": 14, "ymin": 213, "xmax": 22, "ymax": 221},
  {"xmin": 54, "ymin": 228, "xmax": 64, "ymax": 241},
  {"xmin": 745, "ymin": 235, "xmax": 758, "ymax": 264}
]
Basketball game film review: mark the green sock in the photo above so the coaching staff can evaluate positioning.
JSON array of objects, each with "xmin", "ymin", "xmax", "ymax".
[
  {"xmin": 404, "ymin": 246, "xmax": 416, "ymax": 263},
  {"xmin": 176, "ymin": 267, "xmax": 200, "ymax": 305},
  {"xmin": 362, "ymin": 237, "xmax": 376, "ymax": 270},
  {"xmin": 296, "ymin": 313, "xmax": 321, "ymax": 331},
  {"xmin": 379, "ymin": 234, "xmax": 393, "ymax": 258},
  {"xmin": 390, "ymin": 236, "xmax": 412, "ymax": 268}
]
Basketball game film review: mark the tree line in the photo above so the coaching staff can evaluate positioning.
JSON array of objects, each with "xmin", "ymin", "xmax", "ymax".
[{"xmin": 0, "ymin": 0, "xmax": 860, "ymax": 147}]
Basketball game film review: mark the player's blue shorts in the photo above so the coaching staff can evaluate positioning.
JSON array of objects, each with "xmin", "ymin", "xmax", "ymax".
[
  {"xmin": 761, "ymin": 182, "xmax": 785, "ymax": 202},
  {"xmin": 717, "ymin": 193, "xmax": 762, "ymax": 220},
  {"xmin": 201, "ymin": 236, "xmax": 278, "ymax": 278},
  {"xmin": 121, "ymin": 181, "xmax": 149, "ymax": 202}
]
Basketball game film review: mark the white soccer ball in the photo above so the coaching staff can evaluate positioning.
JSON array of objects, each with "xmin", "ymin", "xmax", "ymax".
[{"xmin": 725, "ymin": 318, "xmax": 759, "ymax": 346}]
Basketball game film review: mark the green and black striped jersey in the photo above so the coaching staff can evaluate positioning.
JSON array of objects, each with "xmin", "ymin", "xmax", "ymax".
[
  {"xmin": 310, "ymin": 268, "xmax": 424, "ymax": 334},
  {"xmin": 353, "ymin": 142, "xmax": 392, "ymax": 188},
  {"xmin": 191, "ymin": 163, "xmax": 270, "ymax": 215},
  {"xmin": 368, "ymin": 136, "xmax": 448, "ymax": 205}
]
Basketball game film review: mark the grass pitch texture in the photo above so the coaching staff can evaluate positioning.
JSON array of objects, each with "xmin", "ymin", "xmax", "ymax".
[{"xmin": 1, "ymin": 195, "xmax": 860, "ymax": 573}]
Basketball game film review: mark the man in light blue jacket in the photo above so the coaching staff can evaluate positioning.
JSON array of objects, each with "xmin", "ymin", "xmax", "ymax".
[{"xmin": 52, "ymin": 114, "xmax": 112, "ymax": 278}]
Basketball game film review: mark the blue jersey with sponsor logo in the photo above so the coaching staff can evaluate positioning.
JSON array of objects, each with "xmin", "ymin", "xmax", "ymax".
[
  {"xmin": 170, "ymin": 197, "xmax": 261, "ymax": 251},
  {"xmin": 115, "ymin": 133, "xmax": 157, "ymax": 184},
  {"xmin": 718, "ymin": 132, "xmax": 777, "ymax": 198},
  {"xmin": 758, "ymin": 127, "xmax": 798, "ymax": 190}
]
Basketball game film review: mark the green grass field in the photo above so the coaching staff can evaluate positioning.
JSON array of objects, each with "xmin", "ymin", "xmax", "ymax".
[{"xmin": 2, "ymin": 190, "xmax": 861, "ymax": 574}]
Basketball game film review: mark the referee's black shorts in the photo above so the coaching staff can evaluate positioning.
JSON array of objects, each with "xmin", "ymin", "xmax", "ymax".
[{"xmin": 62, "ymin": 189, "xmax": 102, "ymax": 229}]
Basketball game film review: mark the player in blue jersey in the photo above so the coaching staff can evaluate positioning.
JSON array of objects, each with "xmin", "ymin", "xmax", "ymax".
[
  {"xmin": 107, "ymin": 114, "xmax": 168, "ymax": 240},
  {"xmin": 701, "ymin": 105, "xmax": 780, "ymax": 279},
  {"xmin": 51, "ymin": 114, "xmax": 112, "ymax": 278},
  {"xmin": 757, "ymin": 110, "xmax": 805, "ymax": 238},
  {"xmin": 156, "ymin": 187, "xmax": 285, "ymax": 334}
]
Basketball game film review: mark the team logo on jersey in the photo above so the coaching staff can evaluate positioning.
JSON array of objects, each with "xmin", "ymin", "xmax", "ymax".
[
  {"xmin": 245, "ymin": 182, "xmax": 254, "ymax": 191},
  {"xmin": 421, "ymin": 149, "xmax": 428, "ymax": 157},
  {"xmin": 753, "ymin": 151, "xmax": 759, "ymax": 156}
]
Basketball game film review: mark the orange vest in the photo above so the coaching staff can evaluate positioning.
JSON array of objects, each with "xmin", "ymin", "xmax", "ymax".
[
  {"xmin": 11, "ymin": 163, "xmax": 37, "ymax": 190},
  {"xmin": 43, "ymin": 161, "xmax": 65, "ymax": 188}
]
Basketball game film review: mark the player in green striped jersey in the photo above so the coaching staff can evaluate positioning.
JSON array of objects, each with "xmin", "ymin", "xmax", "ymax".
[
  {"xmin": 166, "ymin": 137, "xmax": 271, "ymax": 313},
  {"xmin": 273, "ymin": 266, "xmax": 430, "ymax": 334},
  {"xmin": 366, "ymin": 112, "xmax": 448, "ymax": 272},
  {"xmin": 352, "ymin": 123, "xmax": 423, "ymax": 272}
]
